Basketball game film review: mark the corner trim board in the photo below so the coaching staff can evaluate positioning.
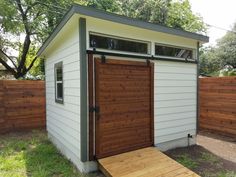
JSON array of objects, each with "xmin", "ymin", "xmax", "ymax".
[
  {"xmin": 79, "ymin": 17, "xmax": 88, "ymax": 162},
  {"xmin": 196, "ymin": 41, "xmax": 200, "ymax": 133}
]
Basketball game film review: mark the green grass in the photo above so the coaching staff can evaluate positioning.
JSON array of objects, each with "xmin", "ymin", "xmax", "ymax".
[
  {"xmin": 200, "ymin": 152, "xmax": 220, "ymax": 164},
  {"xmin": 175, "ymin": 154, "xmax": 199, "ymax": 169},
  {"xmin": 217, "ymin": 171, "xmax": 236, "ymax": 177},
  {"xmin": 202, "ymin": 170, "xmax": 236, "ymax": 177},
  {"xmin": 0, "ymin": 130, "xmax": 96, "ymax": 177}
]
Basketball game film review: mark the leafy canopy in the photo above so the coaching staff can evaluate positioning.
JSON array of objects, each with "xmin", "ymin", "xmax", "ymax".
[
  {"xmin": 200, "ymin": 22, "xmax": 236, "ymax": 76},
  {"xmin": 0, "ymin": 0, "xmax": 206, "ymax": 79}
]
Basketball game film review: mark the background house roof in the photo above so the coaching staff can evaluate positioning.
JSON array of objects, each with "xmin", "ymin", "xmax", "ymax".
[{"xmin": 37, "ymin": 4, "xmax": 209, "ymax": 56}]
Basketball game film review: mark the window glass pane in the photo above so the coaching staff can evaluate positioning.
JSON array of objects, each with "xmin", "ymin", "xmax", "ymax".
[
  {"xmin": 155, "ymin": 45, "xmax": 193, "ymax": 59},
  {"xmin": 90, "ymin": 34, "xmax": 149, "ymax": 54},
  {"xmin": 56, "ymin": 67, "xmax": 62, "ymax": 81},
  {"xmin": 57, "ymin": 83, "xmax": 63, "ymax": 99}
]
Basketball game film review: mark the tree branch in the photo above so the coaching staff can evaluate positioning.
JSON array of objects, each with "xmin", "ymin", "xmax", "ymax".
[
  {"xmin": 26, "ymin": 56, "xmax": 38, "ymax": 73},
  {"xmin": 0, "ymin": 57, "xmax": 17, "ymax": 76},
  {"xmin": 25, "ymin": 2, "xmax": 40, "ymax": 15},
  {"xmin": 16, "ymin": 0, "xmax": 30, "ymax": 34},
  {"xmin": 0, "ymin": 49, "xmax": 17, "ymax": 68},
  {"xmin": 17, "ymin": 33, "xmax": 31, "ymax": 73}
]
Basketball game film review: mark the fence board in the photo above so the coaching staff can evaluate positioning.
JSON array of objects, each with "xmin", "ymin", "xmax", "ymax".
[
  {"xmin": 0, "ymin": 80, "xmax": 46, "ymax": 133},
  {"xmin": 199, "ymin": 77, "xmax": 236, "ymax": 137}
]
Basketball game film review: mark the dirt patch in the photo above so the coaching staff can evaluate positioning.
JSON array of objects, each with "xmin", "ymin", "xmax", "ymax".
[
  {"xmin": 165, "ymin": 145, "xmax": 236, "ymax": 177},
  {"xmin": 198, "ymin": 131, "xmax": 236, "ymax": 164}
]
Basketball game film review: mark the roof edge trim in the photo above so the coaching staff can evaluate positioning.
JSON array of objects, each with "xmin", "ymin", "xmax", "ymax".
[
  {"xmin": 37, "ymin": 4, "xmax": 209, "ymax": 57},
  {"xmin": 37, "ymin": 6, "xmax": 75, "ymax": 56}
]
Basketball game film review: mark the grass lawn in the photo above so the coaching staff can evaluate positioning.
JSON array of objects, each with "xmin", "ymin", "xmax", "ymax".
[{"xmin": 0, "ymin": 130, "xmax": 100, "ymax": 177}]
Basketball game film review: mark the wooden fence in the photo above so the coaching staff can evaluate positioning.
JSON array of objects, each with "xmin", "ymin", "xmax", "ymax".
[
  {"xmin": 199, "ymin": 77, "xmax": 236, "ymax": 137},
  {"xmin": 0, "ymin": 80, "xmax": 46, "ymax": 134}
]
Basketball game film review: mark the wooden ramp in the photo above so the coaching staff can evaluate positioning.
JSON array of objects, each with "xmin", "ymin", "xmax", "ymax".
[{"xmin": 98, "ymin": 147, "xmax": 200, "ymax": 177}]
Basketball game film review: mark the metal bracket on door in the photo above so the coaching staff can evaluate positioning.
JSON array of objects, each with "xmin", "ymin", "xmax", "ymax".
[
  {"xmin": 101, "ymin": 55, "xmax": 106, "ymax": 63},
  {"xmin": 146, "ymin": 59, "xmax": 150, "ymax": 66}
]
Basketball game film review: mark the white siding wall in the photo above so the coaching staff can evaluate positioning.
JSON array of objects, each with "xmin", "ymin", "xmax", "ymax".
[
  {"xmin": 44, "ymin": 18, "xmax": 82, "ymax": 170},
  {"xmin": 153, "ymin": 61, "xmax": 197, "ymax": 145},
  {"xmin": 42, "ymin": 14, "xmax": 198, "ymax": 172}
]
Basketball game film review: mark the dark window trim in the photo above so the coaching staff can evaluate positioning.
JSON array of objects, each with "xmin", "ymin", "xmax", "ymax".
[
  {"xmin": 54, "ymin": 61, "xmax": 64, "ymax": 104},
  {"xmin": 89, "ymin": 32, "xmax": 151, "ymax": 55},
  {"xmin": 154, "ymin": 43, "xmax": 196, "ymax": 60},
  {"xmin": 87, "ymin": 50, "xmax": 198, "ymax": 64}
]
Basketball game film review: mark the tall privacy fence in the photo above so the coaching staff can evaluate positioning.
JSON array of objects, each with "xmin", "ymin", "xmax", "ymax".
[
  {"xmin": 199, "ymin": 77, "xmax": 236, "ymax": 137},
  {"xmin": 0, "ymin": 80, "xmax": 46, "ymax": 134}
]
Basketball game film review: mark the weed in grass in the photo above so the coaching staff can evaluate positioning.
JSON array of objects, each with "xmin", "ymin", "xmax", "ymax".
[
  {"xmin": 217, "ymin": 171, "xmax": 236, "ymax": 177},
  {"xmin": 176, "ymin": 154, "xmax": 198, "ymax": 169},
  {"xmin": 200, "ymin": 152, "xmax": 219, "ymax": 164}
]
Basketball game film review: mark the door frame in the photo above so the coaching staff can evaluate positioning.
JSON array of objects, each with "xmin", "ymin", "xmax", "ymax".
[{"xmin": 88, "ymin": 54, "xmax": 154, "ymax": 160}]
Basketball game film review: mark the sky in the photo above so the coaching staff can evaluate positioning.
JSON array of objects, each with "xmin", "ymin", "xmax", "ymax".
[{"xmin": 189, "ymin": 0, "xmax": 236, "ymax": 46}]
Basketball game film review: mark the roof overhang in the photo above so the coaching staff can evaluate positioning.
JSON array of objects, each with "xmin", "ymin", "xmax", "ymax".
[{"xmin": 37, "ymin": 4, "xmax": 209, "ymax": 57}]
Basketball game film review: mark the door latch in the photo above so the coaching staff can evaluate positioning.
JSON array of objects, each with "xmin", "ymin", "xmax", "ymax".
[{"xmin": 89, "ymin": 106, "xmax": 100, "ymax": 113}]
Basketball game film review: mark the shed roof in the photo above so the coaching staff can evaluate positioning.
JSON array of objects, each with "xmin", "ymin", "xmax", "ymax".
[{"xmin": 37, "ymin": 4, "xmax": 209, "ymax": 56}]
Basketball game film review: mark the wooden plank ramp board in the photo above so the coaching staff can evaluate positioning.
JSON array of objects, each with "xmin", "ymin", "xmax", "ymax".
[{"xmin": 98, "ymin": 147, "xmax": 200, "ymax": 177}]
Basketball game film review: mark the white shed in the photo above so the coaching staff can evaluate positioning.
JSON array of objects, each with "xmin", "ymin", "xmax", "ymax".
[{"xmin": 37, "ymin": 4, "xmax": 209, "ymax": 173}]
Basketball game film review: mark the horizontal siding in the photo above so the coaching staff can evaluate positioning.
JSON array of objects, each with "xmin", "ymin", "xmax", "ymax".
[
  {"xmin": 45, "ymin": 20, "xmax": 81, "ymax": 161},
  {"xmin": 155, "ymin": 129, "xmax": 196, "ymax": 143},
  {"xmin": 154, "ymin": 60, "xmax": 197, "ymax": 144},
  {"xmin": 155, "ymin": 93, "xmax": 196, "ymax": 101}
]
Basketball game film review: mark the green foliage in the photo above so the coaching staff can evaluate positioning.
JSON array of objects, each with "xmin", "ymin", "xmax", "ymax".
[
  {"xmin": 25, "ymin": 46, "xmax": 45, "ymax": 77},
  {"xmin": 215, "ymin": 24, "xmax": 236, "ymax": 68},
  {"xmin": 166, "ymin": 0, "xmax": 206, "ymax": 33},
  {"xmin": 176, "ymin": 154, "xmax": 199, "ymax": 169},
  {"xmin": 118, "ymin": 0, "xmax": 170, "ymax": 25},
  {"xmin": 0, "ymin": 0, "xmax": 206, "ymax": 78},
  {"xmin": 86, "ymin": 0, "xmax": 121, "ymax": 12},
  {"xmin": 219, "ymin": 66, "xmax": 236, "ymax": 77},
  {"xmin": 0, "ymin": 0, "xmax": 73, "ymax": 79},
  {"xmin": 199, "ymin": 47, "xmax": 221, "ymax": 76},
  {"xmin": 217, "ymin": 171, "xmax": 236, "ymax": 177},
  {"xmin": 118, "ymin": 0, "xmax": 206, "ymax": 33},
  {"xmin": 200, "ymin": 152, "xmax": 219, "ymax": 164},
  {"xmin": 200, "ymin": 22, "xmax": 236, "ymax": 76}
]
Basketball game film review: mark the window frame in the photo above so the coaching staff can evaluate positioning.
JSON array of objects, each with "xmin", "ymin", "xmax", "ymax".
[
  {"xmin": 54, "ymin": 61, "xmax": 64, "ymax": 104},
  {"xmin": 154, "ymin": 43, "xmax": 196, "ymax": 61},
  {"xmin": 89, "ymin": 32, "xmax": 151, "ymax": 55}
]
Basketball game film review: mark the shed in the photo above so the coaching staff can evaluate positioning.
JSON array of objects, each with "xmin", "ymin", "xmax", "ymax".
[{"xmin": 37, "ymin": 4, "xmax": 209, "ymax": 173}]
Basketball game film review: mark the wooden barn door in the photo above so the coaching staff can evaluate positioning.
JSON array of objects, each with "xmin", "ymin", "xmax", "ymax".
[{"xmin": 92, "ymin": 57, "xmax": 154, "ymax": 159}]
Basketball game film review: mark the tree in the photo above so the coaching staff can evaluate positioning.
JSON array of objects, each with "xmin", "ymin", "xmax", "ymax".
[
  {"xmin": 118, "ymin": 0, "xmax": 171, "ymax": 25},
  {"xmin": 0, "ymin": 0, "xmax": 71, "ymax": 79},
  {"xmin": 118, "ymin": 0, "xmax": 206, "ymax": 33},
  {"xmin": 0, "ymin": 0, "xmax": 206, "ymax": 79},
  {"xmin": 86, "ymin": 0, "xmax": 121, "ymax": 12},
  {"xmin": 166, "ymin": 0, "xmax": 206, "ymax": 33},
  {"xmin": 200, "ymin": 22, "xmax": 236, "ymax": 76},
  {"xmin": 215, "ymin": 23, "xmax": 236, "ymax": 68},
  {"xmin": 199, "ymin": 47, "xmax": 221, "ymax": 76}
]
